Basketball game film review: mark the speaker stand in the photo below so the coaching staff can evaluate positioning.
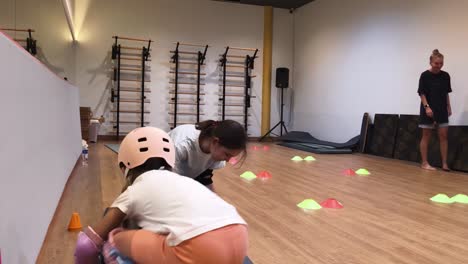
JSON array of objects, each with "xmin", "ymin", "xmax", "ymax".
[{"xmin": 260, "ymin": 87, "xmax": 288, "ymax": 141}]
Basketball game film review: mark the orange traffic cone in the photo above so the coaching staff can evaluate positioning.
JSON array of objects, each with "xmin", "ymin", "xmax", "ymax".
[{"xmin": 68, "ymin": 212, "xmax": 82, "ymax": 231}]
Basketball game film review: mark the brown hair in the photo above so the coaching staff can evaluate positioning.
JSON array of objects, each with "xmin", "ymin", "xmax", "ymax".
[
  {"xmin": 196, "ymin": 119, "xmax": 247, "ymax": 162},
  {"xmin": 430, "ymin": 49, "xmax": 444, "ymax": 62},
  {"xmin": 196, "ymin": 120, "xmax": 247, "ymax": 149}
]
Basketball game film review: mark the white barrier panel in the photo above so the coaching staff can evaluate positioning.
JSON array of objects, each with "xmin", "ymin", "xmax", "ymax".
[{"xmin": 0, "ymin": 32, "xmax": 81, "ymax": 263}]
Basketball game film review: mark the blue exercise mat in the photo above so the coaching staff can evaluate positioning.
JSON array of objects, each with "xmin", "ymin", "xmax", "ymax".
[
  {"xmin": 278, "ymin": 142, "xmax": 352, "ymax": 154},
  {"xmin": 105, "ymin": 143, "xmax": 120, "ymax": 153},
  {"xmin": 243, "ymin": 256, "xmax": 253, "ymax": 264},
  {"xmin": 278, "ymin": 131, "xmax": 360, "ymax": 149}
]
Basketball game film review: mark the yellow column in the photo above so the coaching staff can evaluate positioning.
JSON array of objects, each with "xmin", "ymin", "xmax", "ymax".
[{"xmin": 261, "ymin": 6, "xmax": 273, "ymax": 135}]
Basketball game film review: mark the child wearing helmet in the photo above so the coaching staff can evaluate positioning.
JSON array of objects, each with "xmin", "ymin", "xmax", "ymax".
[
  {"xmin": 74, "ymin": 127, "xmax": 248, "ymax": 264},
  {"xmin": 169, "ymin": 120, "xmax": 247, "ymax": 190}
]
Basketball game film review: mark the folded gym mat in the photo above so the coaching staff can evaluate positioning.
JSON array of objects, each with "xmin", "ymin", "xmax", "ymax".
[
  {"xmin": 393, "ymin": 115, "xmax": 420, "ymax": 162},
  {"xmin": 278, "ymin": 131, "xmax": 360, "ymax": 149},
  {"xmin": 368, "ymin": 114, "xmax": 399, "ymax": 158},
  {"xmin": 358, "ymin": 113, "xmax": 371, "ymax": 153},
  {"xmin": 278, "ymin": 142, "xmax": 353, "ymax": 154}
]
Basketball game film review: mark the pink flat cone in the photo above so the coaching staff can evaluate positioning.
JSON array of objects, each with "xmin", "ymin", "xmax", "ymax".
[
  {"xmin": 257, "ymin": 171, "xmax": 272, "ymax": 179},
  {"xmin": 320, "ymin": 198, "xmax": 344, "ymax": 209},
  {"xmin": 229, "ymin": 157, "xmax": 238, "ymax": 165},
  {"xmin": 343, "ymin": 169, "xmax": 356, "ymax": 176}
]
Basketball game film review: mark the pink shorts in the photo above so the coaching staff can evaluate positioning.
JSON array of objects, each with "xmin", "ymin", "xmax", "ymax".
[{"xmin": 109, "ymin": 224, "xmax": 248, "ymax": 264}]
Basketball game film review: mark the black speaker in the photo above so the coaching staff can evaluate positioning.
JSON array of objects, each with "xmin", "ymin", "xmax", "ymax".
[{"xmin": 276, "ymin": 67, "xmax": 289, "ymax": 89}]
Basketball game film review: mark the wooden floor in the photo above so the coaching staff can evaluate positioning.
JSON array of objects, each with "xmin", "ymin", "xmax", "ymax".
[{"xmin": 38, "ymin": 142, "xmax": 468, "ymax": 264}]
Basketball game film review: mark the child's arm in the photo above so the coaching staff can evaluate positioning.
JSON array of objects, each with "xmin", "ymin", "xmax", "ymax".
[
  {"xmin": 93, "ymin": 207, "xmax": 126, "ymax": 239},
  {"xmin": 74, "ymin": 208, "xmax": 126, "ymax": 264}
]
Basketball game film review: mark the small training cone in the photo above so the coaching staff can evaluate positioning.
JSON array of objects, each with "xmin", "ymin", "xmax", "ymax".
[
  {"xmin": 291, "ymin": 156, "xmax": 303, "ymax": 161},
  {"xmin": 68, "ymin": 212, "xmax": 82, "ymax": 231},
  {"xmin": 430, "ymin": 194, "xmax": 453, "ymax": 204},
  {"xmin": 343, "ymin": 169, "xmax": 356, "ymax": 176},
  {"xmin": 355, "ymin": 168, "xmax": 371, "ymax": 175},
  {"xmin": 297, "ymin": 199, "xmax": 322, "ymax": 210},
  {"xmin": 304, "ymin": 156, "xmax": 316, "ymax": 161},
  {"xmin": 263, "ymin": 146, "xmax": 270, "ymax": 151},
  {"xmin": 257, "ymin": 171, "xmax": 272, "ymax": 179},
  {"xmin": 240, "ymin": 171, "xmax": 257, "ymax": 181},
  {"xmin": 251, "ymin": 146, "xmax": 260, "ymax": 151},
  {"xmin": 320, "ymin": 198, "xmax": 344, "ymax": 209},
  {"xmin": 451, "ymin": 194, "xmax": 468, "ymax": 204},
  {"xmin": 228, "ymin": 157, "xmax": 238, "ymax": 165}
]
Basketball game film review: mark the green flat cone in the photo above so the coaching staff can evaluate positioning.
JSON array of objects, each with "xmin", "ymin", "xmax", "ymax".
[
  {"xmin": 430, "ymin": 194, "xmax": 453, "ymax": 204},
  {"xmin": 291, "ymin": 156, "xmax": 303, "ymax": 161},
  {"xmin": 240, "ymin": 171, "xmax": 257, "ymax": 180},
  {"xmin": 355, "ymin": 168, "xmax": 370, "ymax": 175},
  {"xmin": 451, "ymin": 194, "xmax": 468, "ymax": 204},
  {"xmin": 304, "ymin": 156, "xmax": 316, "ymax": 161},
  {"xmin": 297, "ymin": 199, "xmax": 322, "ymax": 210}
]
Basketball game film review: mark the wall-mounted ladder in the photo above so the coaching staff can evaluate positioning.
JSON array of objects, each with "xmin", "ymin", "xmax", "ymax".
[
  {"xmin": 219, "ymin": 46, "xmax": 258, "ymax": 132},
  {"xmin": 110, "ymin": 35, "xmax": 152, "ymax": 139},
  {"xmin": 169, "ymin": 42, "xmax": 209, "ymax": 129}
]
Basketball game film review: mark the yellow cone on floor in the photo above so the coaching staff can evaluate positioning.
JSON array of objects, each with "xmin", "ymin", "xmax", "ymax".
[
  {"xmin": 291, "ymin": 156, "xmax": 303, "ymax": 161},
  {"xmin": 304, "ymin": 156, "xmax": 316, "ymax": 161},
  {"xmin": 240, "ymin": 171, "xmax": 257, "ymax": 181},
  {"xmin": 356, "ymin": 168, "xmax": 371, "ymax": 175},
  {"xmin": 68, "ymin": 212, "xmax": 82, "ymax": 231},
  {"xmin": 451, "ymin": 194, "xmax": 468, "ymax": 204},
  {"xmin": 297, "ymin": 199, "xmax": 322, "ymax": 210},
  {"xmin": 430, "ymin": 194, "xmax": 453, "ymax": 204}
]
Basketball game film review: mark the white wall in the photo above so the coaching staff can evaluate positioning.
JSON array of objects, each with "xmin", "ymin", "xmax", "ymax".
[
  {"xmin": 0, "ymin": 33, "xmax": 82, "ymax": 264},
  {"xmin": 294, "ymin": 0, "xmax": 468, "ymax": 142},
  {"xmin": 74, "ymin": 0, "xmax": 267, "ymax": 136},
  {"xmin": 1, "ymin": 0, "xmax": 295, "ymax": 137},
  {"xmin": 0, "ymin": 0, "xmax": 76, "ymax": 82},
  {"xmin": 0, "ymin": 0, "xmax": 15, "ymax": 27},
  {"xmin": 270, "ymin": 8, "xmax": 294, "ymax": 135}
]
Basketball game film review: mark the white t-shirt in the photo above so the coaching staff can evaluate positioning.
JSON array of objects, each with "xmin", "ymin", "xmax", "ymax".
[
  {"xmin": 169, "ymin": 124, "xmax": 225, "ymax": 179},
  {"xmin": 111, "ymin": 170, "xmax": 246, "ymax": 246}
]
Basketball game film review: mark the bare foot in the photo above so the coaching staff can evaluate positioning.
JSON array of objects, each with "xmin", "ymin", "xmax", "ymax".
[
  {"xmin": 421, "ymin": 163, "xmax": 437, "ymax": 171},
  {"xmin": 442, "ymin": 164, "xmax": 451, "ymax": 172}
]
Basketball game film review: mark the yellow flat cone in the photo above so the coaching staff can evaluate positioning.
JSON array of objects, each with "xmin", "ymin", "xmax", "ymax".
[
  {"xmin": 291, "ymin": 156, "xmax": 303, "ymax": 161},
  {"xmin": 297, "ymin": 199, "xmax": 322, "ymax": 210},
  {"xmin": 355, "ymin": 168, "xmax": 370, "ymax": 175},
  {"xmin": 304, "ymin": 156, "xmax": 316, "ymax": 161},
  {"xmin": 451, "ymin": 194, "xmax": 468, "ymax": 204},
  {"xmin": 240, "ymin": 171, "xmax": 257, "ymax": 181},
  {"xmin": 430, "ymin": 194, "xmax": 453, "ymax": 204}
]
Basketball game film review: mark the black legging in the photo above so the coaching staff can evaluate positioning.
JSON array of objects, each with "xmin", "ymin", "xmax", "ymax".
[{"xmin": 194, "ymin": 169, "xmax": 214, "ymax": 186}]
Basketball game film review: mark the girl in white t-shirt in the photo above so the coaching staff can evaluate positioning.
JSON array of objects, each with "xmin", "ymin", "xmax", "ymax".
[
  {"xmin": 74, "ymin": 127, "xmax": 248, "ymax": 264},
  {"xmin": 169, "ymin": 120, "xmax": 247, "ymax": 189}
]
